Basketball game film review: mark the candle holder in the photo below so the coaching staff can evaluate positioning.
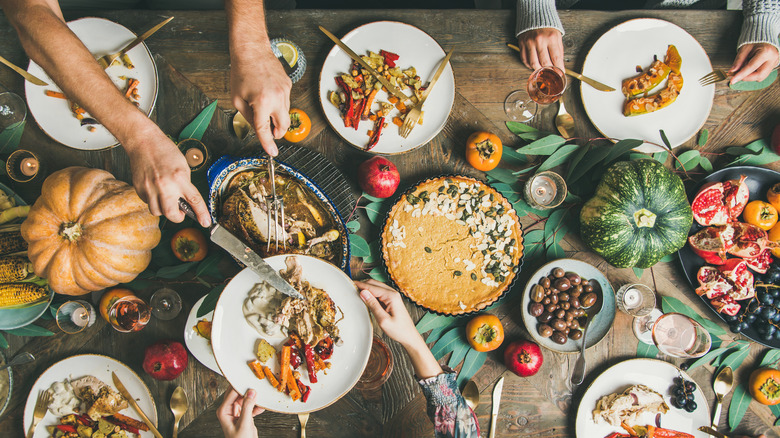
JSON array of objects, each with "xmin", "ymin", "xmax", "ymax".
[
  {"xmin": 55, "ymin": 300, "xmax": 96, "ymax": 335},
  {"xmin": 177, "ymin": 138, "xmax": 210, "ymax": 172},
  {"xmin": 6, "ymin": 149, "xmax": 42, "ymax": 183},
  {"xmin": 523, "ymin": 170, "xmax": 567, "ymax": 210}
]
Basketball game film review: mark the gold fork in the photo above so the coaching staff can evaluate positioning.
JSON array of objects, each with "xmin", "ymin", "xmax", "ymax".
[
  {"xmin": 399, "ymin": 50, "xmax": 454, "ymax": 138},
  {"xmin": 298, "ymin": 412, "xmax": 309, "ymax": 438},
  {"xmin": 26, "ymin": 390, "xmax": 51, "ymax": 438},
  {"xmin": 96, "ymin": 16, "xmax": 173, "ymax": 69},
  {"xmin": 699, "ymin": 69, "xmax": 731, "ymax": 86}
]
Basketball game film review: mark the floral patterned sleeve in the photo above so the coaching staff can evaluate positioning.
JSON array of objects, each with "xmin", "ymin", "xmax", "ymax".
[{"xmin": 418, "ymin": 371, "xmax": 480, "ymax": 438}]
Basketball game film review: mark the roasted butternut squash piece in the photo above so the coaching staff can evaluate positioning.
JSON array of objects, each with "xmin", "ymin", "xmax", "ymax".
[{"xmin": 621, "ymin": 45, "xmax": 680, "ymax": 97}]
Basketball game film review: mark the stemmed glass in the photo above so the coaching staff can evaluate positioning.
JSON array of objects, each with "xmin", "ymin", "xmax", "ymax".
[
  {"xmin": 504, "ymin": 66, "xmax": 567, "ymax": 122},
  {"xmin": 615, "ymin": 283, "xmax": 659, "ymax": 344},
  {"xmin": 150, "ymin": 287, "xmax": 183, "ymax": 320},
  {"xmin": 107, "ymin": 294, "xmax": 151, "ymax": 332},
  {"xmin": 651, "ymin": 312, "xmax": 712, "ymax": 359},
  {"xmin": 0, "ymin": 92, "xmax": 26, "ymax": 131}
]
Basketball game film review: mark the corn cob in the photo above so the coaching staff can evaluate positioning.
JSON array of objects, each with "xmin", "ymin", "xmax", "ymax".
[
  {"xmin": 0, "ymin": 230, "xmax": 26, "ymax": 256},
  {"xmin": 0, "ymin": 283, "xmax": 49, "ymax": 309},
  {"xmin": 0, "ymin": 256, "xmax": 32, "ymax": 282}
]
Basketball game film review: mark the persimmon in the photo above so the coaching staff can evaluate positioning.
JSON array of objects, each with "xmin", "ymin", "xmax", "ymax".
[
  {"xmin": 284, "ymin": 109, "xmax": 311, "ymax": 143},
  {"xmin": 98, "ymin": 288, "xmax": 133, "ymax": 322},
  {"xmin": 743, "ymin": 200, "xmax": 778, "ymax": 230},
  {"xmin": 466, "ymin": 131, "xmax": 502, "ymax": 171},
  {"xmin": 171, "ymin": 228, "xmax": 208, "ymax": 262},
  {"xmin": 749, "ymin": 367, "xmax": 780, "ymax": 405},
  {"xmin": 768, "ymin": 182, "xmax": 780, "ymax": 212},
  {"xmin": 769, "ymin": 222, "xmax": 780, "ymax": 258},
  {"xmin": 465, "ymin": 314, "xmax": 504, "ymax": 352}
]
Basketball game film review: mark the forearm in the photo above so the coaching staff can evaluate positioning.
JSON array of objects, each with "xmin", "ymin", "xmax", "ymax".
[
  {"xmin": 1, "ymin": 0, "xmax": 158, "ymax": 148},
  {"xmin": 516, "ymin": 0, "xmax": 565, "ymax": 37},
  {"xmin": 739, "ymin": 0, "xmax": 780, "ymax": 52},
  {"xmin": 400, "ymin": 333, "xmax": 443, "ymax": 379},
  {"xmin": 225, "ymin": 0, "xmax": 275, "ymax": 66}
]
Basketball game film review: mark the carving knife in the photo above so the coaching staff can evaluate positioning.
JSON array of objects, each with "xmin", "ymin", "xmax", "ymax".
[
  {"xmin": 178, "ymin": 199, "xmax": 304, "ymax": 300},
  {"xmin": 111, "ymin": 372, "xmax": 163, "ymax": 438},
  {"xmin": 698, "ymin": 426, "xmax": 730, "ymax": 438},
  {"xmin": 505, "ymin": 43, "xmax": 616, "ymax": 92},
  {"xmin": 489, "ymin": 376, "xmax": 504, "ymax": 438}
]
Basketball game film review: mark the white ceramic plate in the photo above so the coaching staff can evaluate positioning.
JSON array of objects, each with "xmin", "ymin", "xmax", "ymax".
[
  {"xmin": 184, "ymin": 295, "xmax": 222, "ymax": 375},
  {"xmin": 575, "ymin": 358, "xmax": 709, "ymax": 437},
  {"xmin": 23, "ymin": 354, "xmax": 157, "ymax": 437},
  {"xmin": 319, "ymin": 21, "xmax": 455, "ymax": 155},
  {"xmin": 521, "ymin": 259, "xmax": 616, "ymax": 353},
  {"xmin": 580, "ymin": 18, "xmax": 714, "ymax": 152},
  {"xmin": 211, "ymin": 255, "xmax": 372, "ymax": 414},
  {"xmin": 25, "ymin": 17, "xmax": 159, "ymax": 150}
]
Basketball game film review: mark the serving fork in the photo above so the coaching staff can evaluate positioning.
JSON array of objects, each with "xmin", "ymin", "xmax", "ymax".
[
  {"xmin": 699, "ymin": 69, "xmax": 731, "ymax": 86},
  {"xmin": 399, "ymin": 50, "xmax": 453, "ymax": 138},
  {"xmin": 26, "ymin": 390, "xmax": 52, "ymax": 438},
  {"xmin": 265, "ymin": 156, "xmax": 286, "ymax": 251}
]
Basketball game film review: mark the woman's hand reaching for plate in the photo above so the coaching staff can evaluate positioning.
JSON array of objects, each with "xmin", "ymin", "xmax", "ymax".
[
  {"xmin": 729, "ymin": 42, "xmax": 779, "ymax": 84},
  {"xmin": 217, "ymin": 388, "xmax": 264, "ymax": 438}
]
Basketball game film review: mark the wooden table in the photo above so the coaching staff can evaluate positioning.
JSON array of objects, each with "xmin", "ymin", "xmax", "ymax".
[{"xmin": 0, "ymin": 8, "xmax": 779, "ymax": 438}]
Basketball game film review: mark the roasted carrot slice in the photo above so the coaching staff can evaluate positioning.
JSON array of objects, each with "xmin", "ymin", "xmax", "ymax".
[
  {"xmin": 392, "ymin": 117, "xmax": 403, "ymax": 127},
  {"xmin": 262, "ymin": 365, "xmax": 280, "ymax": 389},
  {"xmin": 279, "ymin": 346, "xmax": 291, "ymax": 392},
  {"xmin": 388, "ymin": 96, "xmax": 399, "ymax": 104},
  {"xmin": 45, "ymin": 90, "xmax": 67, "ymax": 99},
  {"xmin": 248, "ymin": 360, "xmax": 265, "ymax": 380},
  {"xmin": 124, "ymin": 78, "xmax": 140, "ymax": 98},
  {"xmin": 285, "ymin": 367, "xmax": 301, "ymax": 401}
]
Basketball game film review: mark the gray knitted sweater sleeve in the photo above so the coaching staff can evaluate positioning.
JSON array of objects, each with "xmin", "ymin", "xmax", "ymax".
[{"xmin": 515, "ymin": 0, "xmax": 564, "ymax": 37}]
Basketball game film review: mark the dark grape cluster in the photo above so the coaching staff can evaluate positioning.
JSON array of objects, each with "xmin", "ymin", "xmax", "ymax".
[
  {"xmin": 727, "ymin": 264, "xmax": 780, "ymax": 341},
  {"xmin": 670, "ymin": 376, "xmax": 697, "ymax": 413}
]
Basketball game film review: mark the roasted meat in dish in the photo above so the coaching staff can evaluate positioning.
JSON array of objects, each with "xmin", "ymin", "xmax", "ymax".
[{"xmin": 70, "ymin": 375, "xmax": 128, "ymax": 421}]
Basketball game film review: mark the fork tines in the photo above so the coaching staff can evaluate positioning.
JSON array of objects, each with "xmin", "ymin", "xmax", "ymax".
[
  {"xmin": 266, "ymin": 157, "xmax": 286, "ymax": 252},
  {"xmin": 699, "ymin": 69, "xmax": 728, "ymax": 86}
]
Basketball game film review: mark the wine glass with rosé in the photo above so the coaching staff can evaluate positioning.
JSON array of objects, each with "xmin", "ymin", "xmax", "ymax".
[
  {"xmin": 107, "ymin": 293, "xmax": 151, "ymax": 333},
  {"xmin": 504, "ymin": 66, "xmax": 567, "ymax": 122},
  {"xmin": 651, "ymin": 312, "xmax": 712, "ymax": 359}
]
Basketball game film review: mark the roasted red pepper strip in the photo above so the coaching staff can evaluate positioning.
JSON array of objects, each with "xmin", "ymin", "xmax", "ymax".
[
  {"xmin": 604, "ymin": 433, "xmax": 630, "ymax": 438},
  {"xmin": 296, "ymin": 380, "xmax": 311, "ymax": 403},
  {"xmin": 366, "ymin": 117, "xmax": 385, "ymax": 150},
  {"xmin": 104, "ymin": 416, "xmax": 141, "ymax": 435},
  {"xmin": 304, "ymin": 344, "xmax": 318, "ymax": 383},
  {"xmin": 75, "ymin": 414, "xmax": 93, "ymax": 426},
  {"xmin": 380, "ymin": 50, "xmax": 399, "ymax": 68},
  {"xmin": 56, "ymin": 424, "xmax": 78, "ymax": 433},
  {"xmin": 648, "ymin": 426, "xmax": 693, "ymax": 438},
  {"xmin": 334, "ymin": 76, "xmax": 355, "ymax": 128}
]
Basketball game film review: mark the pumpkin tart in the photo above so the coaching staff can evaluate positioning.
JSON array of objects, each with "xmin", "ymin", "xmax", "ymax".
[{"xmin": 381, "ymin": 176, "xmax": 524, "ymax": 315}]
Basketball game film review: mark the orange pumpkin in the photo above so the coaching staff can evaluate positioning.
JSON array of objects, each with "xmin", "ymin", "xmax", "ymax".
[{"xmin": 20, "ymin": 167, "xmax": 160, "ymax": 296}]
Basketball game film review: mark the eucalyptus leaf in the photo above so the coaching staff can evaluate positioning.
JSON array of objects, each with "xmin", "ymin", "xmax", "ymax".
[
  {"xmin": 524, "ymin": 242, "xmax": 545, "ymax": 261},
  {"xmin": 456, "ymin": 349, "xmax": 487, "ymax": 389},
  {"xmin": 728, "ymin": 383, "xmax": 752, "ymax": 431},
  {"xmin": 653, "ymin": 151, "xmax": 669, "ymax": 164},
  {"xmin": 197, "ymin": 284, "xmax": 225, "ymax": 317},
  {"xmin": 425, "ymin": 325, "xmax": 449, "ymax": 345},
  {"xmin": 364, "ymin": 240, "xmax": 380, "ymax": 264},
  {"xmin": 730, "ymin": 69, "xmax": 778, "ymax": 91},
  {"xmin": 699, "ymin": 156, "xmax": 713, "ymax": 173},
  {"xmin": 566, "ymin": 144, "xmax": 591, "ymax": 180},
  {"xmin": 512, "ymin": 199, "xmax": 552, "ymax": 218},
  {"xmin": 719, "ymin": 345, "xmax": 751, "ymax": 375},
  {"xmin": 0, "ymin": 333, "xmax": 6, "ymax": 349},
  {"xmin": 565, "ymin": 192, "xmax": 582, "ymax": 203},
  {"xmin": 491, "ymin": 183, "xmax": 522, "ymax": 202},
  {"xmin": 123, "ymin": 278, "xmax": 155, "ymax": 291},
  {"xmin": 770, "ymin": 404, "xmax": 780, "ymax": 421},
  {"xmin": 760, "ymin": 349, "xmax": 780, "ymax": 368},
  {"xmin": 0, "ymin": 120, "xmax": 26, "ymax": 154},
  {"xmin": 416, "ymin": 312, "xmax": 457, "ymax": 333},
  {"xmin": 512, "ymin": 166, "xmax": 537, "ymax": 175},
  {"xmin": 745, "ymin": 138, "xmax": 768, "ymax": 152},
  {"xmin": 506, "ymin": 121, "xmax": 540, "ymax": 135},
  {"xmin": 567, "ymin": 145, "xmax": 612, "ymax": 184},
  {"xmin": 349, "ymin": 234, "xmax": 371, "ymax": 258},
  {"xmin": 629, "ymin": 153, "xmax": 647, "ymax": 161},
  {"xmin": 538, "ymin": 144, "xmax": 580, "ymax": 172},
  {"xmin": 659, "ymin": 254, "xmax": 675, "ymax": 263},
  {"xmin": 740, "ymin": 150, "xmax": 780, "ymax": 166},
  {"xmin": 515, "ymin": 135, "xmax": 566, "ymax": 155},
  {"xmin": 502, "ymin": 146, "xmax": 528, "ymax": 166},
  {"xmin": 361, "ymin": 193, "xmax": 386, "ymax": 203},
  {"xmin": 633, "ymin": 268, "xmax": 643, "ymax": 279},
  {"xmin": 179, "ymin": 100, "xmax": 218, "ymax": 141},
  {"xmin": 347, "ymin": 220, "xmax": 360, "ymax": 233},
  {"xmin": 725, "ymin": 147, "xmax": 761, "ymax": 156},
  {"xmin": 687, "ymin": 346, "xmax": 731, "ymax": 371},
  {"xmin": 544, "ymin": 209, "xmax": 567, "ymax": 239},
  {"xmin": 675, "ymin": 150, "xmax": 701, "ymax": 171},
  {"xmin": 696, "ymin": 317, "xmax": 728, "ymax": 337},
  {"xmin": 518, "ymin": 132, "xmax": 546, "ymax": 142},
  {"xmin": 368, "ymin": 267, "xmax": 388, "ymax": 283},
  {"xmin": 195, "ymin": 253, "xmax": 222, "ymax": 278},
  {"xmin": 636, "ymin": 342, "xmax": 659, "ymax": 359},
  {"xmin": 431, "ymin": 327, "xmax": 467, "ymax": 360},
  {"xmin": 5, "ymin": 324, "xmax": 54, "ymax": 337},
  {"xmin": 524, "ymin": 229, "xmax": 545, "ymax": 245},
  {"xmin": 486, "ymin": 168, "xmax": 519, "ymax": 185},
  {"xmin": 364, "ymin": 202, "xmax": 383, "ymax": 224},
  {"xmin": 698, "ymin": 129, "xmax": 709, "ymax": 147},
  {"xmin": 448, "ymin": 343, "xmax": 470, "ymax": 368},
  {"xmin": 604, "ymin": 139, "xmax": 644, "ymax": 163},
  {"xmin": 659, "ymin": 129, "xmax": 672, "ymax": 150},
  {"xmin": 546, "ymin": 243, "xmax": 565, "ymax": 260},
  {"xmin": 156, "ymin": 262, "xmax": 196, "ymax": 279}
]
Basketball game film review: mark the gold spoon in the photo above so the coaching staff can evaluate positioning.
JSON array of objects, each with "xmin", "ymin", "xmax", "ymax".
[
  {"xmin": 170, "ymin": 386, "xmax": 188, "ymax": 438},
  {"xmin": 298, "ymin": 412, "xmax": 309, "ymax": 438},
  {"xmin": 463, "ymin": 379, "xmax": 480, "ymax": 411},
  {"xmin": 712, "ymin": 367, "xmax": 733, "ymax": 429},
  {"xmin": 555, "ymin": 99, "xmax": 575, "ymax": 138}
]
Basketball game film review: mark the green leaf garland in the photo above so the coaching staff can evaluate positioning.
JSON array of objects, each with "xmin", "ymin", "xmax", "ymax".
[
  {"xmin": 431, "ymin": 327, "xmax": 467, "ymax": 360},
  {"xmin": 729, "ymin": 383, "xmax": 752, "ymax": 431},
  {"xmin": 633, "ymin": 268, "xmax": 643, "ymax": 279},
  {"xmin": 364, "ymin": 202, "xmax": 384, "ymax": 224},
  {"xmin": 179, "ymin": 100, "xmax": 218, "ymax": 141},
  {"xmin": 156, "ymin": 262, "xmax": 196, "ymax": 279},
  {"xmin": 457, "ymin": 349, "xmax": 487, "ymax": 389},
  {"xmin": 538, "ymin": 144, "xmax": 580, "ymax": 171},
  {"xmin": 4, "ymin": 324, "xmax": 54, "ymax": 337},
  {"xmin": 448, "ymin": 342, "xmax": 470, "ymax": 368},
  {"xmin": 760, "ymin": 349, "xmax": 780, "ymax": 367},
  {"xmin": 516, "ymin": 135, "xmax": 566, "ymax": 155},
  {"xmin": 197, "ymin": 284, "xmax": 225, "ymax": 317},
  {"xmin": 636, "ymin": 342, "xmax": 659, "ymax": 358},
  {"xmin": 698, "ymin": 129, "xmax": 709, "ymax": 147},
  {"xmin": 349, "ymin": 234, "xmax": 371, "ymax": 258},
  {"xmin": 0, "ymin": 120, "xmax": 26, "ymax": 154}
]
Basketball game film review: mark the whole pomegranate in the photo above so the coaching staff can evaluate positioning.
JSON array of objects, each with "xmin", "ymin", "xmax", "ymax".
[
  {"xmin": 358, "ymin": 156, "xmax": 400, "ymax": 198},
  {"xmin": 143, "ymin": 340, "xmax": 188, "ymax": 381},
  {"xmin": 504, "ymin": 339, "xmax": 543, "ymax": 377}
]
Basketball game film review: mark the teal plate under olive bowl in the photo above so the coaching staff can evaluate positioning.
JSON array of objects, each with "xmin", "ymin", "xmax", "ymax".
[
  {"xmin": 0, "ymin": 286, "xmax": 54, "ymax": 330},
  {"xmin": 521, "ymin": 259, "xmax": 616, "ymax": 354}
]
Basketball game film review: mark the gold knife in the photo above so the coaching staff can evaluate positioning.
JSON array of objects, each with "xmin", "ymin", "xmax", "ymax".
[
  {"xmin": 698, "ymin": 425, "xmax": 730, "ymax": 438},
  {"xmin": 319, "ymin": 26, "xmax": 416, "ymax": 104},
  {"xmin": 505, "ymin": 43, "xmax": 616, "ymax": 92},
  {"xmin": 489, "ymin": 376, "xmax": 504, "ymax": 438},
  {"xmin": 0, "ymin": 54, "xmax": 48, "ymax": 86},
  {"xmin": 98, "ymin": 16, "xmax": 174, "ymax": 69},
  {"xmin": 111, "ymin": 372, "xmax": 163, "ymax": 438}
]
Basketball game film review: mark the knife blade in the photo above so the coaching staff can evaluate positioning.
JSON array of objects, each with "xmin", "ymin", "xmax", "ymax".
[
  {"xmin": 319, "ymin": 26, "xmax": 417, "ymax": 104},
  {"xmin": 178, "ymin": 199, "xmax": 304, "ymax": 300},
  {"xmin": 111, "ymin": 372, "xmax": 163, "ymax": 438},
  {"xmin": 489, "ymin": 376, "xmax": 504, "ymax": 438},
  {"xmin": 0, "ymin": 55, "xmax": 48, "ymax": 86},
  {"xmin": 99, "ymin": 16, "xmax": 174, "ymax": 69},
  {"xmin": 505, "ymin": 43, "xmax": 615, "ymax": 92},
  {"xmin": 698, "ymin": 426, "xmax": 730, "ymax": 438}
]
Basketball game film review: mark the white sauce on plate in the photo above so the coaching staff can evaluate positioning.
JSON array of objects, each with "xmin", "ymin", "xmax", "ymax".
[
  {"xmin": 243, "ymin": 282, "xmax": 285, "ymax": 338},
  {"xmin": 47, "ymin": 379, "xmax": 82, "ymax": 416}
]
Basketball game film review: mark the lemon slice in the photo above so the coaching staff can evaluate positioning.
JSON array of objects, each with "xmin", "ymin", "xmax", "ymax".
[{"xmin": 276, "ymin": 41, "xmax": 298, "ymax": 68}]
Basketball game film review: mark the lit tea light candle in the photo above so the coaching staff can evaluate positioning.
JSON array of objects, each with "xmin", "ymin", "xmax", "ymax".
[
  {"xmin": 20, "ymin": 157, "xmax": 39, "ymax": 177},
  {"xmin": 70, "ymin": 306, "xmax": 90, "ymax": 328},
  {"xmin": 530, "ymin": 175, "xmax": 557, "ymax": 205},
  {"xmin": 185, "ymin": 147, "xmax": 204, "ymax": 168},
  {"xmin": 524, "ymin": 171, "xmax": 567, "ymax": 210},
  {"xmin": 622, "ymin": 288, "xmax": 642, "ymax": 308}
]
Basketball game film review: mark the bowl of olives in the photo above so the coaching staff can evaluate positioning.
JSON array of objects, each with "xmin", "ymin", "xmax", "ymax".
[{"xmin": 521, "ymin": 258, "xmax": 616, "ymax": 353}]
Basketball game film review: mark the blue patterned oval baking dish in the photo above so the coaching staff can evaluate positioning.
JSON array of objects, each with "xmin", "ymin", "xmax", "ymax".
[{"xmin": 208, "ymin": 155, "xmax": 350, "ymax": 274}]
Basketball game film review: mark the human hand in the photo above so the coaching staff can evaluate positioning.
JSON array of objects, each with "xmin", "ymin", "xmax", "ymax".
[
  {"xmin": 729, "ymin": 43, "xmax": 779, "ymax": 84},
  {"xmin": 354, "ymin": 279, "xmax": 421, "ymax": 347},
  {"xmin": 516, "ymin": 28, "xmax": 565, "ymax": 71},
  {"xmin": 216, "ymin": 388, "xmax": 264, "ymax": 438},
  {"xmin": 124, "ymin": 127, "xmax": 211, "ymax": 227},
  {"xmin": 231, "ymin": 48, "xmax": 292, "ymax": 157}
]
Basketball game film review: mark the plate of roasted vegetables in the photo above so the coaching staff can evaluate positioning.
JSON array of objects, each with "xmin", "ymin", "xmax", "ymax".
[
  {"xmin": 23, "ymin": 354, "xmax": 156, "ymax": 437},
  {"xmin": 319, "ymin": 21, "xmax": 455, "ymax": 154},
  {"xmin": 211, "ymin": 254, "xmax": 372, "ymax": 414},
  {"xmin": 25, "ymin": 17, "xmax": 158, "ymax": 151},
  {"xmin": 575, "ymin": 358, "xmax": 709, "ymax": 438},
  {"xmin": 580, "ymin": 18, "xmax": 714, "ymax": 152}
]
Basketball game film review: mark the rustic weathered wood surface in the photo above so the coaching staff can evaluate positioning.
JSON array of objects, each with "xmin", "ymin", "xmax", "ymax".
[{"xmin": 0, "ymin": 8, "xmax": 779, "ymax": 438}]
